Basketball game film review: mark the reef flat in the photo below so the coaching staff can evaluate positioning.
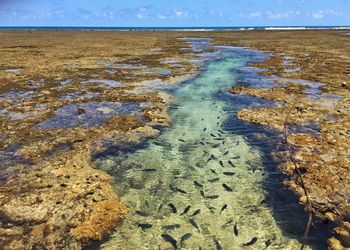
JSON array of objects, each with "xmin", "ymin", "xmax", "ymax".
[{"xmin": 0, "ymin": 30, "xmax": 349, "ymax": 249}]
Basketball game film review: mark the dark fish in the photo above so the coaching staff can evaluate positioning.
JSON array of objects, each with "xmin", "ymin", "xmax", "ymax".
[
  {"xmin": 210, "ymin": 169, "xmax": 217, "ymax": 174},
  {"xmin": 169, "ymin": 185, "xmax": 177, "ymax": 192},
  {"xmin": 223, "ymin": 183, "xmax": 234, "ymax": 192},
  {"xmin": 217, "ymin": 116, "xmax": 220, "ymax": 119},
  {"xmin": 232, "ymin": 156, "xmax": 241, "ymax": 159},
  {"xmin": 220, "ymin": 204, "xmax": 228, "ymax": 213},
  {"xmin": 219, "ymin": 160, "xmax": 224, "ymax": 167},
  {"xmin": 243, "ymin": 237, "xmax": 258, "ymax": 246},
  {"xmin": 218, "ymin": 129, "xmax": 224, "ymax": 134},
  {"xmin": 210, "ymin": 133, "xmax": 216, "ymax": 137},
  {"xmin": 228, "ymin": 160, "xmax": 235, "ymax": 168},
  {"xmin": 180, "ymin": 233, "xmax": 192, "ymax": 244},
  {"xmin": 234, "ymin": 224, "xmax": 238, "ymax": 236},
  {"xmin": 200, "ymin": 190, "xmax": 205, "ymax": 197},
  {"xmin": 169, "ymin": 203, "xmax": 177, "ymax": 213},
  {"xmin": 145, "ymin": 201, "xmax": 150, "ymax": 207},
  {"xmin": 189, "ymin": 219, "xmax": 200, "ymax": 232},
  {"xmin": 161, "ymin": 233, "xmax": 177, "ymax": 249},
  {"xmin": 137, "ymin": 223, "xmax": 152, "ymax": 231},
  {"xmin": 158, "ymin": 203, "xmax": 163, "ymax": 212},
  {"xmin": 142, "ymin": 168, "xmax": 157, "ymax": 172},
  {"xmin": 222, "ymin": 141, "xmax": 225, "ymax": 145},
  {"xmin": 236, "ymin": 141, "xmax": 240, "ymax": 146},
  {"xmin": 163, "ymin": 224, "xmax": 181, "ymax": 230},
  {"xmin": 223, "ymin": 151, "xmax": 229, "ymax": 156},
  {"xmin": 206, "ymin": 205, "xmax": 216, "ymax": 213},
  {"xmin": 194, "ymin": 181, "xmax": 203, "ymax": 188},
  {"xmin": 223, "ymin": 172, "xmax": 235, "ymax": 176},
  {"xmin": 178, "ymin": 139, "xmax": 185, "ymax": 142},
  {"xmin": 206, "ymin": 157, "xmax": 212, "ymax": 163},
  {"xmin": 222, "ymin": 219, "xmax": 233, "ymax": 229},
  {"xmin": 212, "ymin": 143, "xmax": 220, "ymax": 148},
  {"xmin": 135, "ymin": 210, "xmax": 148, "ymax": 217},
  {"xmin": 265, "ymin": 239, "xmax": 272, "ymax": 248},
  {"xmin": 203, "ymin": 128, "xmax": 207, "ymax": 132},
  {"xmin": 191, "ymin": 209, "xmax": 201, "ymax": 217},
  {"xmin": 214, "ymin": 238, "xmax": 223, "ymax": 250},
  {"xmin": 206, "ymin": 195, "xmax": 219, "ymax": 199},
  {"xmin": 210, "ymin": 154, "xmax": 217, "ymax": 160},
  {"xmin": 208, "ymin": 177, "xmax": 220, "ymax": 183},
  {"xmin": 200, "ymin": 141, "xmax": 205, "ymax": 145},
  {"xmin": 181, "ymin": 206, "xmax": 191, "ymax": 215},
  {"xmin": 175, "ymin": 187, "xmax": 188, "ymax": 194},
  {"xmin": 214, "ymin": 138, "xmax": 224, "ymax": 141}
]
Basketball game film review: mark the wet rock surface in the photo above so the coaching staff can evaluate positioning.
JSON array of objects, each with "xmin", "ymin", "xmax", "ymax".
[
  {"xmin": 0, "ymin": 31, "xmax": 202, "ymax": 249},
  {"xmin": 220, "ymin": 30, "xmax": 350, "ymax": 249}
]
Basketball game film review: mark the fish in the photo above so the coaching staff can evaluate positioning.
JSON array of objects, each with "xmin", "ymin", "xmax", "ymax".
[
  {"xmin": 181, "ymin": 206, "xmax": 191, "ymax": 215},
  {"xmin": 163, "ymin": 224, "xmax": 181, "ymax": 230},
  {"xmin": 145, "ymin": 201, "xmax": 150, "ymax": 207},
  {"xmin": 206, "ymin": 205, "xmax": 216, "ymax": 213},
  {"xmin": 220, "ymin": 204, "xmax": 228, "ymax": 213},
  {"xmin": 178, "ymin": 139, "xmax": 185, "ymax": 142},
  {"xmin": 214, "ymin": 238, "xmax": 223, "ymax": 250},
  {"xmin": 217, "ymin": 116, "xmax": 220, "ymax": 119},
  {"xmin": 203, "ymin": 128, "xmax": 207, "ymax": 132},
  {"xmin": 228, "ymin": 160, "xmax": 235, "ymax": 168},
  {"xmin": 212, "ymin": 143, "xmax": 221, "ymax": 148},
  {"xmin": 210, "ymin": 133, "xmax": 216, "ymax": 137},
  {"xmin": 208, "ymin": 177, "xmax": 220, "ymax": 183},
  {"xmin": 200, "ymin": 141, "xmax": 205, "ymax": 145},
  {"xmin": 214, "ymin": 138, "xmax": 224, "ymax": 141},
  {"xmin": 191, "ymin": 209, "xmax": 201, "ymax": 217},
  {"xmin": 200, "ymin": 190, "xmax": 205, "ymax": 197},
  {"xmin": 218, "ymin": 129, "xmax": 224, "ymax": 134},
  {"xmin": 158, "ymin": 203, "xmax": 163, "ymax": 213},
  {"xmin": 223, "ymin": 183, "xmax": 234, "ymax": 192},
  {"xmin": 236, "ymin": 141, "xmax": 240, "ymax": 146},
  {"xmin": 210, "ymin": 154, "xmax": 217, "ymax": 160},
  {"xmin": 219, "ymin": 161, "xmax": 224, "ymax": 167},
  {"xmin": 194, "ymin": 181, "xmax": 203, "ymax": 188},
  {"xmin": 175, "ymin": 187, "xmax": 188, "ymax": 194},
  {"xmin": 135, "ymin": 210, "xmax": 148, "ymax": 217},
  {"xmin": 206, "ymin": 157, "xmax": 212, "ymax": 163},
  {"xmin": 223, "ymin": 151, "xmax": 229, "ymax": 156},
  {"xmin": 189, "ymin": 219, "xmax": 200, "ymax": 232},
  {"xmin": 265, "ymin": 239, "xmax": 272, "ymax": 248},
  {"xmin": 142, "ymin": 168, "xmax": 157, "ymax": 172},
  {"xmin": 169, "ymin": 203, "xmax": 177, "ymax": 213},
  {"xmin": 223, "ymin": 172, "xmax": 235, "ymax": 176},
  {"xmin": 221, "ymin": 219, "xmax": 233, "ymax": 229},
  {"xmin": 206, "ymin": 195, "xmax": 219, "ymax": 199},
  {"xmin": 137, "ymin": 223, "xmax": 152, "ymax": 231},
  {"xmin": 161, "ymin": 233, "xmax": 177, "ymax": 249},
  {"xmin": 243, "ymin": 237, "xmax": 258, "ymax": 246},
  {"xmin": 234, "ymin": 224, "xmax": 238, "ymax": 236},
  {"xmin": 180, "ymin": 233, "xmax": 192, "ymax": 244},
  {"xmin": 232, "ymin": 156, "xmax": 241, "ymax": 159},
  {"xmin": 210, "ymin": 169, "xmax": 217, "ymax": 174}
]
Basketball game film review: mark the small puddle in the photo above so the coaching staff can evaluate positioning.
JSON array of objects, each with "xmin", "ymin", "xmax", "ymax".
[
  {"xmin": 60, "ymin": 92, "xmax": 100, "ymax": 100},
  {"xmin": 3, "ymin": 68, "xmax": 22, "ymax": 73},
  {"xmin": 36, "ymin": 102, "xmax": 144, "ymax": 129},
  {"xmin": 0, "ymin": 91, "xmax": 34, "ymax": 101},
  {"xmin": 143, "ymin": 69, "xmax": 172, "ymax": 75},
  {"xmin": 81, "ymin": 79, "xmax": 122, "ymax": 88}
]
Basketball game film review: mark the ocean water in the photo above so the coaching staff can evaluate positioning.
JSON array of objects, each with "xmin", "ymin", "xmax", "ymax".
[
  {"xmin": 91, "ymin": 39, "xmax": 329, "ymax": 249},
  {"xmin": 0, "ymin": 26, "xmax": 349, "ymax": 31}
]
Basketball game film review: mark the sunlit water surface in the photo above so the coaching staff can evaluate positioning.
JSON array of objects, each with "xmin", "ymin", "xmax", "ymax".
[{"xmin": 92, "ymin": 39, "xmax": 327, "ymax": 250}]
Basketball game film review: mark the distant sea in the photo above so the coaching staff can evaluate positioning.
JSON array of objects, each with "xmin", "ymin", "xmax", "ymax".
[{"xmin": 0, "ymin": 26, "xmax": 350, "ymax": 31}]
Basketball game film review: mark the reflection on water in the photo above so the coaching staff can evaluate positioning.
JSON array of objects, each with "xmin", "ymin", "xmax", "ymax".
[
  {"xmin": 36, "ymin": 102, "xmax": 143, "ymax": 129},
  {"xmin": 92, "ymin": 39, "xmax": 327, "ymax": 249}
]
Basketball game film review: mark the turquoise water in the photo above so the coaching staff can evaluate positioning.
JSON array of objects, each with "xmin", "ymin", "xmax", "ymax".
[{"xmin": 93, "ymin": 39, "xmax": 327, "ymax": 249}]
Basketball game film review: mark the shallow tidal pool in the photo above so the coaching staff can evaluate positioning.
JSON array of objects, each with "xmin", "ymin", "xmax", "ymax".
[{"xmin": 92, "ymin": 39, "xmax": 327, "ymax": 250}]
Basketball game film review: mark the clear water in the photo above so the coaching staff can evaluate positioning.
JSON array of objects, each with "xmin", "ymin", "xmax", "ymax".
[{"xmin": 92, "ymin": 40, "xmax": 328, "ymax": 250}]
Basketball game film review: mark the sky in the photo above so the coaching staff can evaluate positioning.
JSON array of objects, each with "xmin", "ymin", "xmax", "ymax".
[{"xmin": 0, "ymin": 0, "xmax": 349, "ymax": 27}]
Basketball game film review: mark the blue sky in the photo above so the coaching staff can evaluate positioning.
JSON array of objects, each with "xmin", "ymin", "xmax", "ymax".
[{"xmin": 0, "ymin": 0, "xmax": 349, "ymax": 27}]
